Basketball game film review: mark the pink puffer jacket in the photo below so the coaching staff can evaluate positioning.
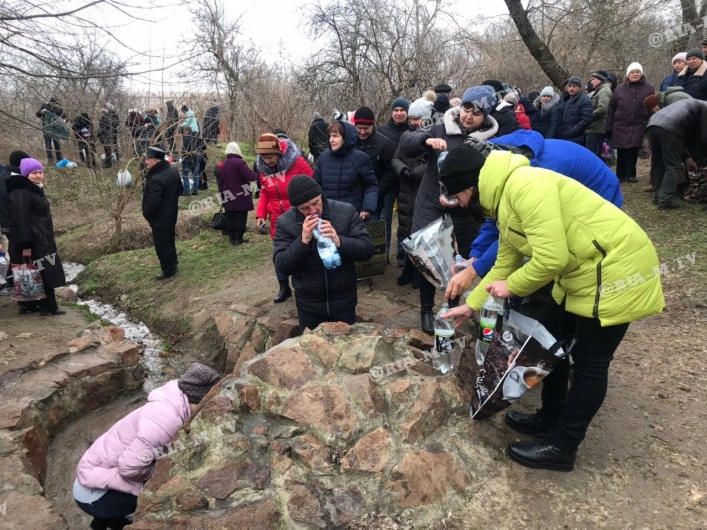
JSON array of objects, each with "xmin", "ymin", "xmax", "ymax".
[{"xmin": 75, "ymin": 380, "xmax": 190, "ymax": 496}]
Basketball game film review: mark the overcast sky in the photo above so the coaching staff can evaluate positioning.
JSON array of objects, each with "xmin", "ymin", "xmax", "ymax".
[{"xmin": 91, "ymin": 0, "xmax": 510, "ymax": 91}]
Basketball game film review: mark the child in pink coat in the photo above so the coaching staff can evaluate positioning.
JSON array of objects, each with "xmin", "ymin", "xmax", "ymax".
[{"xmin": 73, "ymin": 363, "xmax": 221, "ymax": 530}]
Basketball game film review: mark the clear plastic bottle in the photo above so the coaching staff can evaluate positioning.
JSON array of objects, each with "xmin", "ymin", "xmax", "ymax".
[
  {"xmin": 433, "ymin": 301, "xmax": 456, "ymax": 374},
  {"xmin": 313, "ymin": 218, "xmax": 342, "ymax": 269},
  {"xmin": 475, "ymin": 296, "xmax": 504, "ymax": 365},
  {"xmin": 451, "ymin": 254, "xmax": 471, "ymax": 275}
]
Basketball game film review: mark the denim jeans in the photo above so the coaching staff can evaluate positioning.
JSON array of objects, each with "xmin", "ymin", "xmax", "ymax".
[{"xmin": 182, "ymin": 161, "xmax": 200, "ymax": 194}]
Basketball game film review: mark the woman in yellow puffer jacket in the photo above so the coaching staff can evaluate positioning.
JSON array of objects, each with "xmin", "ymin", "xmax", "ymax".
[{"xmin": 440, "ymin": 145, "xmax": 665, "ymax": 472}]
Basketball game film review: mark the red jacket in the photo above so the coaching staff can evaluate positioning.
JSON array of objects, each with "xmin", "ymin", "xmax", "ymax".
[
  {"xmin": 515, "ymin": 105, "xmax": 532, "ymax": 130},
  {"xmin": 255, "ymin": 139, "xmax": 313, "ymax": 238}
]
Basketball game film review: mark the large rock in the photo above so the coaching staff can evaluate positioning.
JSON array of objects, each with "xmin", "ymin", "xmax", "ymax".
[
  {"xmin": 341, "ymin": 427, "xmax": 392, "ymax": 473},
  {"xmin": 246, "ymin": 343, "xmax": 317, "ymax": 390},
  {"xmin": 281, "ymin": 384, "xmax": 359, "ymax": 441},
  {"xmin": 195, "ymin": 461, "xmax": 271, "ymax": 499}
]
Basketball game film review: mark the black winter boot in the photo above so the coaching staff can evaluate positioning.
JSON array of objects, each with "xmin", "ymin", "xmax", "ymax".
[
  {"xmin": 273, "ymin": 280, "xmax": 292, "ymax": 303},
  {"xmin": 420, "ymin": 276, "xmax": 435, "ymax": 335}
]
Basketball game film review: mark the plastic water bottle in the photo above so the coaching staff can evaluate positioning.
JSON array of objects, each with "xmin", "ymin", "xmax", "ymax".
[
  {"xmin": 433, "ymin": 302, "xmax": 455, "ymax": 374},
  {"xmin": 313, "ymin": 218, "xmax": 342, "ymax": 269},
  {"xmin": 0, "ymin": 251, "xmax": 8, "ymax": 287},
  {"xmin": 451, "ymin": 254, "xmax": 471, "ymax": 275},
  {"xmin": 475, "ymin": 296, "xmax": 504, "ymax": 365}
]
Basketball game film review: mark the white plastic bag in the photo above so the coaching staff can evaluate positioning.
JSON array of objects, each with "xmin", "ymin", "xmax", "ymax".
[
  {"xmin": 402, "ymin": 215, "xmax": 456, "ymax": 289},
  {"xmin": 117, "ymin": 169, "xmax": 132, "ymax": 187}
]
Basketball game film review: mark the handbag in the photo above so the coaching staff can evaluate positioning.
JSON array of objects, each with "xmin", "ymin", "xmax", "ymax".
[
  {"xmin": 12, "ymin": 258, "xmax": 46, "ymax": 302},
  {"xmin": 211, "ymin": 207, "xmax": 227, "ymax": 231},
  {"xmin": 470, "ymin": 300, "xmax": 576, "ymax": 420}
]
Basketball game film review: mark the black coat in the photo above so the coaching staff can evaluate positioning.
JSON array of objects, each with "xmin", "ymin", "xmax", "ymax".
[
  {"xmin": 647, "ymin": 98, "xmax": 707, "ymax": 165},
  {"xmin": 308, "ymin": 118, "xmax": 330, "ymax": 156},
  {"xmin": 142, "ymin": 160, "xmax": 184, "ymax": 229},
  {"xmin": 356, "ymin": 130, "xmax": 396, "ymax": 208},
  {"xmin": 378, "ymin": 118, "xmax": 412, "ymax": 148},
  {"xmin": 674, "ymin": 62, "xmax": 707, "ymax": 101},
  {"xmin": 6, "ymin": 175, "xmax": 66, "ymax": 289},
  {"xmin": 98, "ymin": 111, "xmax": 113, "ymax": 143},
  {"xmin": 391, "ymin": 134, "xmax": 427, "ymax": 241},
  {"xmin": 313, "ymin": 121, "xmax": 378, "ymax": 214},
  {"xmin": 0, "ymin": 166, "xmax": 18, "ymax": 233},
  {"xmin": 399, "ymin": 106, "xmax": 497, "ymax": 257},
  {"xmin": 519, "ymin": 96, "xmax": 539, "ymax": 127},
  {"xmin": 490, "ymin": 105, "xmax": 519, "ymax": 137},
  {"xmin": 273, "ymin": 197, "xmax": 374, "ymax": 316},
  {"xmin": 558, "ymin": 92, "xmax": 593, "ymax": 144},
  {"xmin": 532, "ymin": 94, "xmax": 561, "ymax": 139}
]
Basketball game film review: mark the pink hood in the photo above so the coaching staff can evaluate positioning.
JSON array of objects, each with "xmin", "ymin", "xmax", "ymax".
[{"xmin": 75, "ymin": 380, "xmax": 190, "ymax": 496}]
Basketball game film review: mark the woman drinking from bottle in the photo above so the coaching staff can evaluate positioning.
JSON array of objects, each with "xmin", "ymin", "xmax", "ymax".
[{"xmin": 439, "ymin": 145, "xmax": 665, "ymax": 471}]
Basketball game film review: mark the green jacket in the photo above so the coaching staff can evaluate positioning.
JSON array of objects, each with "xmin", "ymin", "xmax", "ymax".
[
  {"xmin": 587, "ymin": 83, "xmax": 613, "ymax": 134},
  {"xmin": 466, "ymin": 151, "xmax": 665, "ymax": 326},
  {"xmin": 659, "ymin": 86, "xmax": 692, "ymax": 108},
  {"xmin": 42, "ymin": 110, "xmax": 69, "ymax": 141}
]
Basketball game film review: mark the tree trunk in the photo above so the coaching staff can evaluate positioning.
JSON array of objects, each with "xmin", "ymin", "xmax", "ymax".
[{"xmin": 503, "ymin": 0, "xmax": 570, "ymax": 87}]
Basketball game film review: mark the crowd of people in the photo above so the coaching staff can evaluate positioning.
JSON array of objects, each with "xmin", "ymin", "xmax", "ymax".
[{"xmin": 6, "ymin": 55, "xmax": 705, "ymax": 514}]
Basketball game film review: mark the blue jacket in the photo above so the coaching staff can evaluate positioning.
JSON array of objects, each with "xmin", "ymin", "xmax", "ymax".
[
  {"xmin": 557, "ymin": 92, "xmax": 593, "ymax": 144},
  {"xmin": 661, "ymin": 71, "xmax": 679, "ymax": 92},
  {"xmin": 314, "ymin": 121, "xmax": 378, "ymax": 213},
  {"xmin": 470, "ymin": 130, "xmax": 623, "ymax": 276}
]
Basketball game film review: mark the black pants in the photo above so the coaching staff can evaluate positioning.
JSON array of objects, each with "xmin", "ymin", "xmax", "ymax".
[
  {"xmin": 298, "ymin": 307, "xmax": 356, "ymax": 333},
  {"xmin": 165, "ymin": 126, "xmax": 178, "ymax": 153},
  {"xmin": 615, "ymin": 146, "xmax": 639, "ymax": 181},
  {"xmin": 585, "ymin": 133, "xmax": 604, "ymax": 159},
  {"xmin": 648, "ymin": 127, "xmax": 683, "ymax": 204},
  {"xmin": 152, "ymin": 226, "xmax": 178, "ymax": 274},
  {"xmin": 78, "ymin": 140, "xmax": 97, "ymax": 168},
  {"xmin": 226, "ymin": 211, "xmax": 247, "ymax": 241},
  {"xmin": 76, "ymin": 489, "xmax": 137, "ymax": 530},
  {"xmin": 44, "ymin": 134, "xmax": 62, "ymax": 161},
  {"xmin": 536, "ymin": 297, "xmax": 629, "ymax": 453}
]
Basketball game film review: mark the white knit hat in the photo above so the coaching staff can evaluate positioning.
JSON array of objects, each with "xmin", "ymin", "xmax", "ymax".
[
  {"xmin": 540, "ymin": 86, "xmax": 555, "ymax": 97},
  {"xmin": 626, "ymin": 62, "xmax": 643, "ymax": 76},
  {"xmin": 408, "ymin": 97, "xmax": 435, "ymax": 119},
  {"xmin": 225, "ymin": 142, "xmax": 241, "ymax": 156}
]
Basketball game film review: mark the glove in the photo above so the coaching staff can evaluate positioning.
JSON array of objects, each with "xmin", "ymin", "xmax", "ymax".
[{"xmin": 400, "ymin": 168, "xmax": 412, "ymax": 180}]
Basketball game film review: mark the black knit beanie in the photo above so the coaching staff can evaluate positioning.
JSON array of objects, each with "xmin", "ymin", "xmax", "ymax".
[
  {"xmin": 9, "ymin": 150, "xmax": 30, "ymax": 168},
  {"xmin": 288, "ymin": 175, "xmax": 322, "ymax": 206},
  {"xmin": 439, "ymin": 144, "xmax": 487, "ymax": 196},
  {"xmin": 353, "ymin": 106, "xmax": 376, "ymax": 126},
  {"xmin": 177, "ymin": 363, "xmax": 221, "ymax": 405},
  {"xmin": 687, "ymin": 48, "xmax": 705, "ymax": 61}
]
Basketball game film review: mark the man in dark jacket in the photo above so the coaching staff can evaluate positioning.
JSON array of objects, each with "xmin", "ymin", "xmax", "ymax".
[
  {"xmin": 274, "ymin": 176, "xmax": 375, "ymax": 332},
  {"xmin": 142, "ymin": 146, "xmax": 184, "ymax": 279},
  {"xmin": 72, "ymin": 113, "xmax": 97, "ymax": 168},
  {"xmin": 36, "ymin": 97, "xmax": 68, "ymax": 163},
  {"xmin": 98, "ymin": 104, "xmax": 119, "ymax": 168},
  {"xmin": 674, "ymin": 48, "xmax": 707, "ymax": 101},
  {"xmin": 646, "ymin": 98, "xmax": 707, "ymax": 210},
  {"xmin": 0, "ymin": 151, "xmax": 29, "ymax": 291},
  {"xmin": 482, "ymin": 80, "xmax": 520, "ymax": 136},
  {"xmin": 181, "ymin": 128, "xmax": 207, "ymax": 195},
  {"xmin": 164, "ymin": 100, "xmax": 180, "ymax": 154},
  {"xmin": 308, "ymin": 112, "xmax": 330, "ymax": 165},
  {"xmin": 558, "ymin": 77, "xmax": 593, "ymax": 145}
]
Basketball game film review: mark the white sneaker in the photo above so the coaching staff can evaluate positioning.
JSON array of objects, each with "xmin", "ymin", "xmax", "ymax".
[{"xmin": 0, "ymin": 287, "xmax": 11, "ymax": 296}]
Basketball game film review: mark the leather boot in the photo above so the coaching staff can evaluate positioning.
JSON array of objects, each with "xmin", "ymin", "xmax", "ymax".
[
  {"xmin": 507, "ymin": 440, "xmax": 576, "ymax": 471},
  {"xmin": 273, "ymin": 280, "xmax": 292, "ymax": 303},
  {"xmin": 505, "ymin": 411, "xmax": 553, "ymax": 437},
  {"xmin": 420, "ymin": 277, "xmax": 435, "ymax": 335}
]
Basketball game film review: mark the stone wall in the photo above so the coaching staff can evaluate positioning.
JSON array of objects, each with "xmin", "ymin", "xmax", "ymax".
[
  {"xmin": 132, "ymin": 322, "xmax": 498, "ymax": 529},
  {"xmin": 0, "ymin": 324, "xmax": 145, "ymax": 530}
]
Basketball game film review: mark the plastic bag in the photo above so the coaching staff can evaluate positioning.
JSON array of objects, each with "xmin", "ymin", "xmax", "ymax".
[
  {"xmin": 11, "ymin": 262, "xmax": 46, "ymax": 302},
  {"xmin": 470, "ymin": 301, "xmax": 576, "ymax": 420},
  {"xmin": 401, "ymin": 215, "xmax": 456, "ymax": 289},
  {"xmin": 117, "ymin": 170, "xmax": 132, "ymax": 187}
]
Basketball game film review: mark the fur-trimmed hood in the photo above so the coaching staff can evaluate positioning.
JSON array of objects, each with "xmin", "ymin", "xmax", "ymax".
[
  {"xmin": 443, "ymin": 106, "xmax": 499, "ymax": 140},
  {"xmin": 534, "ymin": 92, "xmax": 561, "ymax": 113},
  {"xmin": 256, "ymin": 138, "xmax": 301, "ymax": 175}
]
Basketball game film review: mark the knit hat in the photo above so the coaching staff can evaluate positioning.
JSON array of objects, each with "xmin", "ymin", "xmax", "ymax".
[
  {"xmin": 353, "ymin": 106, "xmax": 376, "ymax": 126},
  {"xmin": 390, "ymin": 97, "xmax": 410, "ymax": 112},
  {"xmin": 145, "ymin": 146, "xmax": 166, "ymax": 160},
  {"xmin": 566, "ymin": 76, "xmax": 583, "ymax": 88},
  {"xmin": 313, "ymin": 111, "xmax": 322, "ymax": 119},
  {"xmin": 439, "ymin": 144, "xmax": 486, "ymax": 196},
  {"xmin": 643, "ymin": 94, "xmax": 660, "ymax": 111},
  {"xmin": 540, "ymin": 86, "xmax": 555, "ymax": 97},
  {"xmin": 9, "ymin": 150, "xmax": 29, "ymax": 168},
  {"xmin": 503, "ymin": 92, "xmax": 519, "ymax": 106},
  {"xmin": 482, "ymin": 79, "xmax": 505, "ymax": 94},
  {"xmin": 702, "ymin": 38, "xmax": 707, "ymax": 47},
  {"xmin": 288, "ymin": 175, "xmax": 322, "ymax": 207},
  {"xmin": 433, "ymin": 93, "xmax": 450, "ymax": 114},
  {"xmin": 672, "ymin": 52, "xmax": 687, "ymax": 64},
  {"xmin": 20, "ymin": 158, "xmax": 43, "ymax": 177},
  {"xmin": 408, "ymin": 97, "xmax": 435, "ymax": 119},
  {"xmin": 256, "ymin": 133, "xmax": 281, "ymax": 155},
  {"xmin": 460, "ymin": 86, "xmax": 495, "ymax": 117},
  {"xmin": 225, "ymin": 142, "xmax": 241, "ymax": 156},
  {"xmin": 590, "ymin": 70, "xmax": 608, "ymax": 82},
  {"xmin": 273, "ymin": 129, "xmax": 289, "ymax": 139},
  {"xmin": 626, "ymin": 62, "xmax": 644, "ymax": 76},
  {"xmin": 177, "ymin": 363, "xmax": 221, "ymax": 405},
  {"xmin": 434, "ymin": 83, "xmax": 453, "ymax": 94},
  {"xmin": 686, "ymin": 48, "xmax": 704, "ymax": 61},
  {"xmin": 332, "ymin": 109, "xmax": 346, "ymax": 122}
]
